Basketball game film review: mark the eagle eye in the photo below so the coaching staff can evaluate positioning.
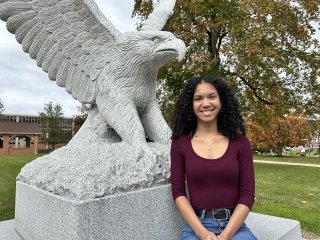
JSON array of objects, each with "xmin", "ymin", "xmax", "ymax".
[{"xmin": 151, "ymin": 36, "xmax": 161, "ymax": 43}]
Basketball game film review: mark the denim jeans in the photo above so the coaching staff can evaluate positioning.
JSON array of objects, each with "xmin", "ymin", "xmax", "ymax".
[{"xmin": 179, "ymin": 217, "xmax": 257, "ymax": 240}]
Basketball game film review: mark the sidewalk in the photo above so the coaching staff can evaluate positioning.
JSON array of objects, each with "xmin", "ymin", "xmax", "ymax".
[
  {"xmin": 302, "ymin": 229, "xmax": 320, "ymax": 240},
  {"xmin": 254, "ymin": 160, "xmax": 320, "ymax": 168}
]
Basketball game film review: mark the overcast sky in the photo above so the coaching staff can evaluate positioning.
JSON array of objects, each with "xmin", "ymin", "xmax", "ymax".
[{"xmin": 0, "ymin": 0, "xmax": 139, "ymax": 117}]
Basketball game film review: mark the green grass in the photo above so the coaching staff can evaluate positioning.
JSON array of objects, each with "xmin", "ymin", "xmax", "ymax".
[
  {"xmin": 0, "ymin": 154, "xmax": 42, "ymax": 221},
  {"xmin": 254, "ymin": 154, "xmax": 320, "ymax": 165},
  {"xmin": 0, "ymin": 154, "xmax": 319, "ymax": 235},
  {"xmin": 253, "ymin": 163, "xmax": 320, "ymax": 234}
]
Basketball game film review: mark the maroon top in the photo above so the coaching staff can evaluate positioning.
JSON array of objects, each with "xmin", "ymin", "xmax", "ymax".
[{"xmin": 170, "ymin": 134, "xmax": 255, "ymax": 210}]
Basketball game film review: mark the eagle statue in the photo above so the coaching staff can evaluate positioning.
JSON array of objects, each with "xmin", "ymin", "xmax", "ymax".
[
  {"xmin": 0, "ymin": 0, "xmax": 186, "ymax": 147},
  {"xmin": 0, "ymin": 0, "xmax": 186, "ymax": 199}
]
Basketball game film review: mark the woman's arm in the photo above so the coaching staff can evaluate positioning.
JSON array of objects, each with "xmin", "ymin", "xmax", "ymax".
[
  {"xmin": 219, "ymin": 137, "xmax": 255, "ymax": 240},
  {"xmin": 218, "ymin": 204, "xmax": 250, "ymax": 240},
  {"xmin": 175, "ymin": 196, "xmax": 218, "ymax": 240}
]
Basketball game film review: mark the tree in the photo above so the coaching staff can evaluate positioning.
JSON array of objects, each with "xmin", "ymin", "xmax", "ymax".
[
  {"xmin": 0, "ymin": 99, "xmax": 4, "ymax": 115},
  {"xmin": 73, "ymin": 103, "xmax": 90, "ymax": 134},
  {"xmin": 39, "ymin": 102, "xmax": 71, "ymax": 150},
  {"xmin": 246, "ymin": 109, "xmax": 313, "ymax": 155},
  {"xmin": 133, "ymin": 1, "xmax": 320, "ymax": 123}
]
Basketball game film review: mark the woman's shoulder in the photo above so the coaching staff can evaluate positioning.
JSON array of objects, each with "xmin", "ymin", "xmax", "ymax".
[
  {"xmin": 171, "ymin": 134, "xmax": 190, "ymax": 146},
  {"xmin": 171, "ymin": 134, "xmax": 190, "ymax": 154}
]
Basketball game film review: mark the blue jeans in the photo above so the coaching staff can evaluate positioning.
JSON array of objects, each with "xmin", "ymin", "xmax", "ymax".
[{"xmin": 180, "ymin": 217, "xmax": 257, "ymax": 240}]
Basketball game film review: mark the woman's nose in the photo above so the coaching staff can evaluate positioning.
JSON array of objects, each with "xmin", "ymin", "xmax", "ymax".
[{"xmin": 202, "ymin": 98, "xmax": 210, "ymax": 106}]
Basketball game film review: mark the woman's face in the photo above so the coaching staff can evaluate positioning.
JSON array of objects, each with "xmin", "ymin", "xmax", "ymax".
[{"xmin": 192, "ymin": 82, "xmax": 222, "ymax": 124}]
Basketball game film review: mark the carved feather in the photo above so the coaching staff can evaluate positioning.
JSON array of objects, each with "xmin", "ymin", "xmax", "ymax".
[
  {"xmin": 6, "ymin": 11, "xmax": 36, "ymax": 33},
  {"xmin": 0, "ymin": 0, "xmax": 120, "ymax": 103}
]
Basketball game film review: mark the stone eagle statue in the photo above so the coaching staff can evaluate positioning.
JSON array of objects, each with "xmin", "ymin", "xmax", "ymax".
[
  {"xmin": 0, "ymin": 0, "xmax": 185, "ymax": 147},
  {"xmin": 0, "ymin": 0, "xmax": 186, "ymax": 199}
]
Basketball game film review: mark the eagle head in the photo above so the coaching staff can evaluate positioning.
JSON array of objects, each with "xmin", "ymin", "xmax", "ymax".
[{"xmin": 117, "ymin": 31, "xmax": 186, "ymax": 69}]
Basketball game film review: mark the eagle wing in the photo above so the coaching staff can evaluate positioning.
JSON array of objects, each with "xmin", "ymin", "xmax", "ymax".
[{"xmin": 0, "ymin": 0, "xmax": 120, "ymax": 103}]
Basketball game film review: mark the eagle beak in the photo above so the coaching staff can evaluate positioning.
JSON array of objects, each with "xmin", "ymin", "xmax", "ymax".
[
  {"xmin": 154, "ymin": 38, "xmax": 186, "ymax": 62},
  {"xmin": 175, "ymin": 39, "xmax": 186, "ymax": 61}
]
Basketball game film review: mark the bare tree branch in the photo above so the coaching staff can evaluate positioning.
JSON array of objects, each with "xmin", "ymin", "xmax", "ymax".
[
  {"xmin": 225, "ymin": 72, "xmax": 274, "ymax": 105},
  {"xmin": 238, "ymin": 76, "xmax": 274, "ymax": 105}
]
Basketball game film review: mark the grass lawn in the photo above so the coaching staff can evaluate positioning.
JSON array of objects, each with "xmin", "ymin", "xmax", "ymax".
[
  {"xmin": 0, "ymin": 154, "xmax": 42, "ymax": 221},
  {"xmin": 0, "ymin": 154, "xmax": 319, "ymax": 235},
  {"xmin": 254, "ymin": 154, "xmax": 320, "ymax": 165},
  {"xmin": 253, "ymin": 163, "xmax": 320, "ymax": 234}
]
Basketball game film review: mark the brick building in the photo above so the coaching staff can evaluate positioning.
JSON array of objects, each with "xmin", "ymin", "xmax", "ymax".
[
  {"xmin": 0, "ymin": 122, "xmax": 41, "ymax": 156},
  {"xmin": 0, "ymin": 114, "xmax": 83, "ymax": 156}
]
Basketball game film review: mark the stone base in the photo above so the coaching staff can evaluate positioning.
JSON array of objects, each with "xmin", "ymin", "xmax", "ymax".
[
  {"xmin": 11, "ymin": 181, "xmax": 302, "ymax": 240},
  {"xmin": 246, "ymin": 212, "xmax": 302, "ymax": 240},
  {"xmin": 0, "ymin": 220, "xmax": 22, "ymax": 240},
  {"xmin": 14, "ymin": 181, "xmax": 184, "ymax": 240}
]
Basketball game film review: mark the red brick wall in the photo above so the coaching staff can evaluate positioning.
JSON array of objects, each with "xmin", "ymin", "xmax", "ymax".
[
  {"xmin": 8, "ymin": 147, "xmax": 36, "ymax": 156},
  {"xmin": 0, "ymin": 143, "xmax": 67, "ymax": 156}
]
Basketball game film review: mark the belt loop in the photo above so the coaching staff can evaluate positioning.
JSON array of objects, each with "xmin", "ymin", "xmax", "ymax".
[
  {"xmin": 201, "ymin": 210, "xmax": 206, "ymax": 220},
  {"xmin": 227, "ymin": 208, "xmax": 231, "ymax": 218}
]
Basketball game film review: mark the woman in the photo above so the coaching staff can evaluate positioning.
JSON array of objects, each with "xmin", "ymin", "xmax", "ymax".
[{"xmin": 170, "ymin": 75, "xmax": 257, "ymax": 240}]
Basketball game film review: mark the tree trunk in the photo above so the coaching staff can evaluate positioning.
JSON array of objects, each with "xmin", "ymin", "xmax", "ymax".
[{"xmin": 275, "ymin": 143, "xmax": 283, "ymax": 156}]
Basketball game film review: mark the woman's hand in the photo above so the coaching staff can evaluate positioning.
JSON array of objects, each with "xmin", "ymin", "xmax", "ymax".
[
  {"xmin": 217, "ymin": 234, "xmax": 229, "ymax": 240},
  {"xmin": 199, "ymin": 229, "xmax": 218, "ymax": 240}
]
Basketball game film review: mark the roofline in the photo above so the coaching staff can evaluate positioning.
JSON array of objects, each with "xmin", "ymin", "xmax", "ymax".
[
  {"xmin": 1, "ymin": 113, "xmax": 73, "ymax": 120},
  {"xmin": 0, "ymin": 132, "xmax": 42, "ymax": 135}
]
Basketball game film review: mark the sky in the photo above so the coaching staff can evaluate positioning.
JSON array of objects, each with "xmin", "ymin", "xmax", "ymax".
[{"xmin": 0, "ymin": 0, "xmax": 139, "ymax": 117}]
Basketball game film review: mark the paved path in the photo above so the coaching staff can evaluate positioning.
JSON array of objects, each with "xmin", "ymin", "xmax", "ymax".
[{"xmin": 254, "ymin": 160, "xmax": 320, "ymax": 168}]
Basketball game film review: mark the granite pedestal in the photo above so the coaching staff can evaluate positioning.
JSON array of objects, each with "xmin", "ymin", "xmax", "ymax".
[
  {"xmin": 4, "ymin": 182, "xmax": 302, "ymax": 240},
  {"xmin": 14, "ymin": 181, "xmax": 183, "ymax": 240}
]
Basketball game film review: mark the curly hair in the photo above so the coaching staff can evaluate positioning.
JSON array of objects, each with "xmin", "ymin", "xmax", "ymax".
[{"xmin": 171, "ymin": 74, "xmax": 246, "ymax": 140}]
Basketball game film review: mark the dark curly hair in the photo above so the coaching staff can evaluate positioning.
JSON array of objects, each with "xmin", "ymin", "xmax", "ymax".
[{"xmin": 171, "ymin": 74, "xmax": 246, "ymax": 140}]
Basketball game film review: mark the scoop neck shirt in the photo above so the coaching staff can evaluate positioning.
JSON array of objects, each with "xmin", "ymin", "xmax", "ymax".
[{"xmin": 170, "ymin": 134, "xmax": 255, "ymax": 210}]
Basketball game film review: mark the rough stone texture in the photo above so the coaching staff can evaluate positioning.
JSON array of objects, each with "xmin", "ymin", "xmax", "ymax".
[
  {"xmin": 9, "ymin": 182, "xmax": 302, "ymax": 240},
  {"xmin": 14, "ymin": 182, "xmax": 184, "ymax": 240},
  {"xmin": 17, "ymin": 142, "xmax": 170, "ymax": 200}
]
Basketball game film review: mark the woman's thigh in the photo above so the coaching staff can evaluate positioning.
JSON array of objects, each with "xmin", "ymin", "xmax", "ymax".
[
  {"xmin": 232, "ymin": 223, "xmax": 257, "ymax": 240},
  {"xmin": 179, "ymin": 218, "xmax": 220, "ymax": 240},
  {"xmin": 179, "ymin": 223, "xmax": 199, "ymax": 240}
]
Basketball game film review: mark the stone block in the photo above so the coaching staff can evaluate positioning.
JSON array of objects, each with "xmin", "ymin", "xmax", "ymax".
[
  {"xmin": 6, "ymin": 181, "xmax": 302, "ymax": 240},
  {"xmin": 14, "ymin": 181, "xmax": 184, "ymax": 240},
  {"xmin": 0, "ymin": 220, "xmax": 22, "ymax": 240},
  {"xmin": 246, "ymin": 212, "xmax": 302, "ymax": 240}
]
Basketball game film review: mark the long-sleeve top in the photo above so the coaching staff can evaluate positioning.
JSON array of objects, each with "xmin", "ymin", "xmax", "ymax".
[{"xmin": 170, "ymin": 134, "xmax": 255, "ymax": 210}]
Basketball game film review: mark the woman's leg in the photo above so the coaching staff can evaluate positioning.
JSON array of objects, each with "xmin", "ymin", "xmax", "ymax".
[
  {"xmin": 179, "ymin": 223, "xmax": 199, "ymax": 240},
  {"xmin": 232, "ymin": 223, "xmax": 257, "ymax": 240},
  {"xmin": 179, "ymin": 218, "xmax": 221, "ymax": 240}
]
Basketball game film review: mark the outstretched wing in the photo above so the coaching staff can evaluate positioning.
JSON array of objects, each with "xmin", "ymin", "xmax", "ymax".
[{"xmin": 0, "ymin": 0, "xmax": 120, "ymax": 103}]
